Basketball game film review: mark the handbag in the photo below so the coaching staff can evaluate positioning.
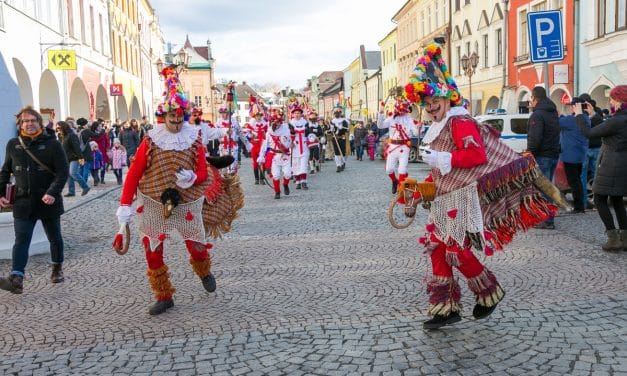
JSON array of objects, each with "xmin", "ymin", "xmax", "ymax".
[{"xmin": 5, "ymin": 182, "xmax": 16, "ymax": 205}]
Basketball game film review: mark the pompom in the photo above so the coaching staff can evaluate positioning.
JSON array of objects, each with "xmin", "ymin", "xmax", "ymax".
[
  {"xmin": 158, "ymin": 233, "xmax": 167, "ymax": 242},
  {"xmin": 112, "ymin": 233, "xmax": 123, "ymax": 250},
  {"xmin": 136, "ymin": 205, "xmax": 144, "ymax": 214},
  {"xmin": 484, "ymin": 246, "xmax": 494, "ymax": 256},
  {"xmin": 185, "ymin": 210, "xmax": 193, "ymax": 221},
  {"xmin": 205, "ymin": 243, "xmax": 213, "ymax": 250},
  {"xmin": 447, "ymin": 209, "xmax": 458, "ymax": 219},
  {"xmin": 426, "ymin": 223, "xmax": 436, "ymax": 233},
  {"xmin": 418, "ymin": 237, "xmax": 427, "ymax": 245}
]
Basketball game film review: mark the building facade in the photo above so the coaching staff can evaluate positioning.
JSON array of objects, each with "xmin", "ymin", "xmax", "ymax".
[
  {"xmin": 451, "ymin": 1, "xmax": 506, "ymax": 115},
  {"xmin": 576, "ymin": 0, "xmax": 627, "ymax": 109},
  {"xmin": 393, "ymin": 0, "xmax": 422, "ymax": 85},
  {"xmin": 505, "ymin": 0, "xmax": 574, "ymax": 115},
  {"xmin": 379, "ymin": 28, "xmax": 399, "ymax": 102}
]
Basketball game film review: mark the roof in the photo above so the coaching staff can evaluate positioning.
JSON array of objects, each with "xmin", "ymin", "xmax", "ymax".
[
  {"xmin": 321, "ymin": 80, "xmax": 342, "ymax": 96},
  {"xmin": 214, "ymin": 82, "xmax": 261, "ymax": 102}
]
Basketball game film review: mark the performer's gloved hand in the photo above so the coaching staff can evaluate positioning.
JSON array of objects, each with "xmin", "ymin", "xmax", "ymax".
[
  {"xmin": 256, "ymin": 155, "xmax": 265, "ymax": 164},
  {"xmin": 175, "ymin": 168, "xmax": 197, "ymax": 189},
  {"xmin": 116, "ymin": 205, "xmax": 133, "ymax": 225},
  {"xmin": 420, "ymin": 149, "xmax": 452, "ymax": 175}
]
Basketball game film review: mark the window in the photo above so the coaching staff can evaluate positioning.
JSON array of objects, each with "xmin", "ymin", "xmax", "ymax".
[
  {"xmin": 455, "ymin": 0, "xmax": 460, "ymax": 11},
  {"xmin": 0, "ymin": 1, "xmax": 4, "ymax": 30},
  {"xmin": 79, "ymin": 0, "xmax": 86, "ymax": 44},
  {"xmin": 520, "ymin": 9, "xmax": 528, "ymax": 55},
  {"xmin": 456, "ymin": 46, "xmax": 461, "ymax": 75},
  {"xmin": 66, "ymin": 0, "xmax": 74, "ymax": 37},
  {"xmin": 90, "ymin": 6, "xmax": 95, "ymax": 48},
  {"xmin": 483, "ymin": 119, "xmax": 504, "ymax": 132},
  {"xmin": 99, "ymin": 14, "xmax": 105, "ymax": 53},
  {"xmin": 465, "ymin": 41, "xmax": 470, "ymax": 56},
  {"xmin": 597, "ymin": 0, "xmax": 627, "ymax": 36},
  {"xmin": 421, "ymin": 11, "xmax": 425, "ymax": 37},
  {"xmin": 443, "ymin": 0, "xmax": 448, "ymax": 23},
  {"xmin": 511, "ymin": 118, "xmax": 529, "ymax": 134},
  {"xmin": 465, "ymin": 0, "xmax": 471, "ymax": 5},
  {"xmin": 483, "ymin": 34, "xmax": 488, "ymax": 67},
  {"xmin": 532, "ymin": 1, "xmax": 546, "ymax": 12},
  {"xmin": 435, "ymin": 3, "xmax": 439, "ymax": 28},
  {"xmin": 496, "ymin": 28, "xmax": 503, "ymax": 65},
  {"xmin": 195, "ymin": 96, "xmax": 202, "ymax": 108},
  {"xmin": 428, "ymin": 7, "xmax": 432, "ymax": 33}
]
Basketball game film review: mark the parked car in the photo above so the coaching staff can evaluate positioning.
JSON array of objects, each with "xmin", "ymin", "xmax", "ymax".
[
  {"xmin": 375, "ymin": 132, "xmax": 423, "ymax": 162},
  {"xmin": 474, "ymin": 113, "xmax": 531, "ymax": 153}
]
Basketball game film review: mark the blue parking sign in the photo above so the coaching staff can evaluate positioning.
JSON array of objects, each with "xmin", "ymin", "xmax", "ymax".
[{"xmin": 527, "ymin": 10, "xmax": 564, "ymax": 63}]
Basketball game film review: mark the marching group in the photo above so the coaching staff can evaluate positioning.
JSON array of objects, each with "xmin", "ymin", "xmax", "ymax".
[{"xmin": 0, "ymin": 42, "xmax": 625, "ymax": 329}]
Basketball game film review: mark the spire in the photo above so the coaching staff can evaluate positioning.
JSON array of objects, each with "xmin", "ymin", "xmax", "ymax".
[
  {"xmin": 207, "ymin": 38, "xmax": 213, "ymax": 60},
  {"xmin": 183, "ymin": 34, "xmax": 193, "ymax": 49}
]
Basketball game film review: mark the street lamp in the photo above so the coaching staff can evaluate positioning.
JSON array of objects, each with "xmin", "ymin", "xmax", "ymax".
[{"xmin": 461, "ymin": 51, "xmax": 479, "ymax": 114}]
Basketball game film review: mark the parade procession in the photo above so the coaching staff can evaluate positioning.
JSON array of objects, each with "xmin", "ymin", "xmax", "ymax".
[{"xmin": 0, "ymin": 0, "xmax": 626, "ymax": 375}]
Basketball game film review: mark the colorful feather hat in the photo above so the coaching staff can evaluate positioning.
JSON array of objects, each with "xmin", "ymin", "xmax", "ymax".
[
  {"xmin": 248, "ymin": 95, "xmax": 265, "ymax": 117},
  {"xmin": 404, "ymin": 43, "xmax": 462, "ymax": 108},
  {"xmin": 155, "ymin": 65, "xmax": 191, "ymax": 122}
]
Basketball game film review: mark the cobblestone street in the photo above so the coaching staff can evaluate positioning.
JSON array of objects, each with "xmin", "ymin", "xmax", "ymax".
[{"xmin": 1, "ymin": 157, "xmax": 626, "ymax": 375}]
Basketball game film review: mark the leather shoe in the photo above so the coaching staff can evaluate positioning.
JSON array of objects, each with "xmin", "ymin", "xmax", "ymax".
[
  {"xmin": 423, "ymin": 312, "xmax": 461, "ymax": 330},
  {"xmin": 283, "ymin": 184, "xmax": 290, "ymax": 195},
  {"xmin": 274, "ymin": 192, "xmax": 280, "ymax": 199},
  {"xmin": 472, "ymin": 303, "xmax": 498, "ymax": 320},
  {"xmin": 0, "ymin": 274, "xmax": 23, "ymax": 294},
  {"xmin": 201, "ymin": 273, "xmax": 217, "ymax": 293},
  {"xmin": 50, "ymin": 264, "xmax": 64, "ymax": 283},
  {"xmin": 81, "ymin": 187, "xmax": 90, "ymax": 196},
  {"xmin": 301, "ymin": 182, "xmax": 308, "ymax": 190},
  {"xmin": 148, "ymin": 299, "xmax": 174, "ymax": 315},
  {"xmin": 64, "ymin": 193, "xmax": 75, "ymax": 197}
]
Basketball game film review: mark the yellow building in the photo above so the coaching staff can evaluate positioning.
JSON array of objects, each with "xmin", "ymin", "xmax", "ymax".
[
  {"xmin": 347, "ymin": 57, "xmax": 361, "ymax": 119},
  {"xmin": 378, "ymin": 28, "xmax": 399, "ymax": 101},
  {"xmin": 109, "ymin": 0, "xmax": 144, "ymax": 120},
  {"xmin": 451, "ymin": 1, "xmax": 506, "ymax": 115},
  {"xmin": 393, "ymin": 0, "xmax": 421, "ymax": 85}
]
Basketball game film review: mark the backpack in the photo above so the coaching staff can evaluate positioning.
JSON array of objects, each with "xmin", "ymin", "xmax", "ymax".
[{"xmin": 78, "ymin": 130, "xmax": 90, "ymax": 153}]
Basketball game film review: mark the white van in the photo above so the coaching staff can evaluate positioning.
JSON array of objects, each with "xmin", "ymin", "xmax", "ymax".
[{"xmin": 474, "ymin": 113, "xmax": 531, "ymax": 153}]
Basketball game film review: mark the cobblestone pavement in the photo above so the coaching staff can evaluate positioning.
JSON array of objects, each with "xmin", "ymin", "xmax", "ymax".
[{"xmin": 0, "ymin": 156, "xmax": 626, "ymax": 375}]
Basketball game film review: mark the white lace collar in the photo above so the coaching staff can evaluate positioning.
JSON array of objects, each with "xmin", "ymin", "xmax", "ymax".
[
  {"xmin": 148, "ymin": 122, "xmax": 199, "ymax": 151},
  {"xmin": 422, "ymin": 106, "xmax": 469, "ymax": 144}
]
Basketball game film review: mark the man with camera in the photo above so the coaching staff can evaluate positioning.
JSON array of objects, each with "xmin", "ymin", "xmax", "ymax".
[{"xmin": 559, "ymin": 96, "xmax": 591, "ymax": 213}]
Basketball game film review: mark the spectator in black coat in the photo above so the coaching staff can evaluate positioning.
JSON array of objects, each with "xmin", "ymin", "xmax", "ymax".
[
  {"xmin": 527, "ymin": 86, "xmax": 560, "ymax": 229},
  {"xmin": 0, "ymin": 107, "xmax": 69, "ymax": 294}
]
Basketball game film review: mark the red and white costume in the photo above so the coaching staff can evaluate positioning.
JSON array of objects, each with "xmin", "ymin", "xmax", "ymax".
[
  {"xmin": 377, "ymin": 110, "xmax": 419, "ymax": 186},
  {"xmin": 258, "ymin": 122, "xmax": 292, "ymax": 196},
  {"xmin": 289, "ymin": 117, "xmax": 310, "ymax": 186},
  {"xmin": 243, "ymin": 118, "xmax": 268, "ymax": 171},
  {"xmin": 216, "ymin": 115, "xmax": 240, "ymax": 174}
]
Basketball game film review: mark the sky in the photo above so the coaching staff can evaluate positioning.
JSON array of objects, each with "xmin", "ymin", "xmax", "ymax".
[{"xmin": 150, "ymin": 0, "xmax": 406, "ymax": 90}]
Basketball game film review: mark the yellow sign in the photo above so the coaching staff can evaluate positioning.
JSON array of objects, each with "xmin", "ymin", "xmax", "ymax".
[{"xmin": 47, "ymin": 50, "xmax": 77, "ymax": 70}]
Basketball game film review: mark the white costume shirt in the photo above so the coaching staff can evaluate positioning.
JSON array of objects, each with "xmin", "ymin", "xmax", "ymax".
[
  {"xmin": 377, "ymin": 113, "xmax": 419, "ymax": 141},
  {"xmin": 289, "ymin": 118, "xmax": 309, "ymax": 156}
]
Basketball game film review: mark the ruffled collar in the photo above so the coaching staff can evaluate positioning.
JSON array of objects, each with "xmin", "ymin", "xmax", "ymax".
[
  {"xmin": 422, "ymin": 106, "xmax": 469, "ymax": 144},
  {"xmin": 148, "ymin": 122, "xmax": 199, "ymax": 151}
]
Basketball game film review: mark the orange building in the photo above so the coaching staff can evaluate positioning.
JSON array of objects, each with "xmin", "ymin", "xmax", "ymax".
[{"xmin": 505, "ymin": 0, "xmax": 574, "ymax": 115}]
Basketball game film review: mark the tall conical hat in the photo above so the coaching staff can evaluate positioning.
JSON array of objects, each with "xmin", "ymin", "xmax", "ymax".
[{"xmin": 404, "ymin": 43, "xmax": 462, "ymax": 108}]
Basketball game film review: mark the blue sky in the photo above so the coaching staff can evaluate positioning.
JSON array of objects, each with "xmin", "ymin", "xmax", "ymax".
[{"xmin": 150, "ymin": 0, "xmax": 405, "ymax": 89}]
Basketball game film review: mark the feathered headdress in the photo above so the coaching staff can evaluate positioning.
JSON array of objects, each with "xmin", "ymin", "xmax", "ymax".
[
  {"xmin": 394, "ymin": 98, "xmax": 412, "ymax": 116},
  {"xmin": 287, "ymin": 98, "xmax": 303, "ymax": 115},
  {"xmin": 249, "ymin": 95, "xmax": 265, "ymax": 117},
  {"xmin": 404, "ymin": 43, "xmax": 462, "ymax": 108},
  {"xmin": 155, "ymin": 65, "xmax": 191, "ymax": 122},
  {"xmin": 332, "ymin": 103, "xmax": 343, "ymax": 114}
]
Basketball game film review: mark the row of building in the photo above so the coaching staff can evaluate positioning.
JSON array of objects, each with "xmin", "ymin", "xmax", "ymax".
[{"xmin": 302, "ymin": 0, "xmax": 626, "ymax": 121}]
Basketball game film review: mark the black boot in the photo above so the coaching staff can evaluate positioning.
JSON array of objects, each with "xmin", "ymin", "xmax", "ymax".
[
  {"xmin": 274, "ymin": 192, "xmax": 280, "ymax": 199},
  {"xmin": 0, "ymin": 274, "xmax": 23, "ymax": 294},
  {"xmin": 206, "ymin": 155, "xmax": 235, "ymax": 169},
  {"xmin": 50, "ymin": 264, "xmax": 64, "ymax": 283},
  {"xmin": 336, "ymin": 166, "xmax": 341, "ymax": 173},
  {"xmin": 283, "ymin": 184, "xmax": 290, "ymax": 195},
  {"xmin": 295, "ymin": 183, "xmax": 301, "ymax": 189},
  {"xmin": 472, "ymin": 303, "xmax": 498, "ymax": 320},
  {"xmin": 201, "ymin": 273, "xmax": 216, "ymax": 293},
  {"xmin": 253, "ymin": 169, "xmax": 260, "ymax": 185},
  {"xmin": 423, "ymin": 312, "xmax": 462, "ymax": 330},
  {"xmin": 341, "ymin": 163, "xmax": 345, "ymax": 171},
  {"xmin": 301, "ymin": 182, "xmax": 308, "ymax": 190},
  {"xmin": 392, "ymin": 181, "xmax": 398, "ymax": 194},
  {"xmin": 148, "ymin": 299, "xmax": 174, "ymax": 315}
]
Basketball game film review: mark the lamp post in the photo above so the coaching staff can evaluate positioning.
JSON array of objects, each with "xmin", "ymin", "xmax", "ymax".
[{"xmin": 461, "ymin": 52, "xmax": 479, "ymax": 115}]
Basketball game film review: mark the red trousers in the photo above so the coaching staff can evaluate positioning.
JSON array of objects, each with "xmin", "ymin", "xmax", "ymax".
[{"xmin": 426, "ymin": 235, "xmax": 504, "ymax": 316}]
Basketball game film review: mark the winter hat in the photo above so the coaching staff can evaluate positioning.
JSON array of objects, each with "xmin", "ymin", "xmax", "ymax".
[
  {"xmin": 113, "ymin": 138, "xmax": 121, "ymax": 145},
  {"xmin": 609, "ymin": 85, "xmax": 627, "ymax": 103},
  {"xmin": 404, "ymin": 43, "xmax": 462, "ymax": 108},
  {"xmin": 154, "ymin": 65, "xmax": 191, "ymax": 122},
  {"xmin": 89, "ymin": 141, "xmax": 98, "ymax": 149}
]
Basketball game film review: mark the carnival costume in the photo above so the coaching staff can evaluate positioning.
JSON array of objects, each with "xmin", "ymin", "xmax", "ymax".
[
  {"xmin": 307, "ymin": 112, "xmax": 323, "ymax": 174},
  {"xmin": 114, "ymin": 66, "xmax": 244, "ymax": 315},
  {"xmin": 330, "ymin": 106, "xmax": 348, "ymax": 172},
  {"xmin": 258, "ymin": 110, "xmax": 292, "ymax": 199},
  {"xmin": 217, "ymin": 107, "xmax": 240, "ymax": 175},
  {"xmin": 403, "ymin": 44, "xmax": 559, "ymax": 329},
  {"xmin": 377, "ymin": 99, "xmax": 419, "ymax": 194},
  {"xmin": 242, "ymin": 96, "xmax": 268, "ymax": 185},
  {"xmin": 288, "ymin": 101, "xmax": 310, "ymax": 189}
]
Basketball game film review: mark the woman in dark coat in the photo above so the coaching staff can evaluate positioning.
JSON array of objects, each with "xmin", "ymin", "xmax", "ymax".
[{"xmin": 575, "ymin": 85, "xmax": 627, "ymax": 251}]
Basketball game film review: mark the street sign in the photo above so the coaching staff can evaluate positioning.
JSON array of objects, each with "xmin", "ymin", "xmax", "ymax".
[
  {"xmin": 109, "ymin": 84, "xmax": 123, "ymax": 96},
  {"xmin": 47, "ymin": 50, "xmax": 77, "ymax": 70},
  {"xmin": 527, "ymin": 10, "xmax": 564, "ymax": 63}
]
